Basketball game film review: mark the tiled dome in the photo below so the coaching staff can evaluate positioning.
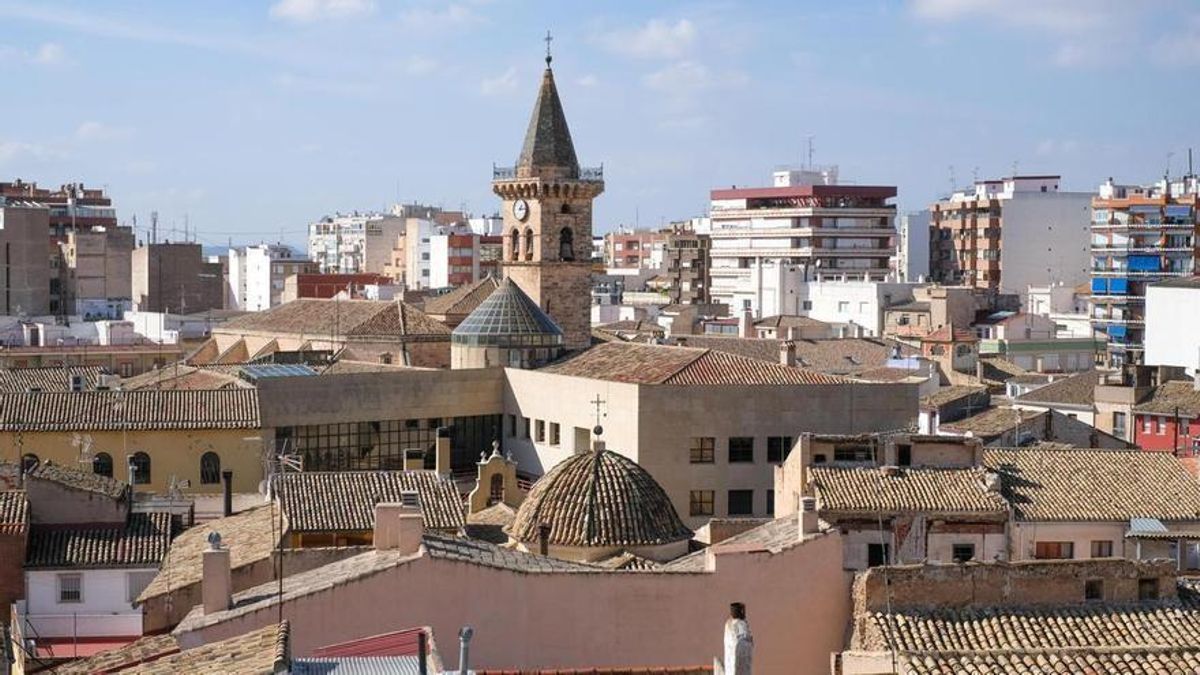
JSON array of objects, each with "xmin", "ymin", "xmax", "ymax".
[
  {"xmin": 451, "ymin": 278, "xmax": 563, "ymax": 348},
  {"xmin": 508, "ymin": 448, "xmax": 692, "ymax": 548}
]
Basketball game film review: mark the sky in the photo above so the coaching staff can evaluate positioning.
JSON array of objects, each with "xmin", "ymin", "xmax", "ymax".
[{"xmin": 2, "ymin": 0, "xmax": 1199, "ymax": 251}]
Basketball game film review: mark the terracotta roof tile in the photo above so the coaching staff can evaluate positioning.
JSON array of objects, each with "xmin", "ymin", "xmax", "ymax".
[
  {"xmin": 939, "ymin": 406, "xmax": 1043, "ymax": 437},
  {"xmin": 667, "ymin": 335, "xmax": 917, "ymax": 374},
  {"xmin": 0, "ymin": 366, "xmax": 104, "ymax": 392},
  {"xmin": 1015, "ymin": 370, "xmax": 1104, "ymax": 407},
  {"xmin": 903, "ymin": 649, "xmax": 1200, "ymax": 674},
  {"xmin": 26, "ymin": 512, "xmax": 175, "ymax": 568},
  {"xmin": 278, "ymin": 471, "xmax": 464, "ymax": 533},
  {"xmin": 0, "ymin": 389, "xmax": 259, "ymax": 431},
  {"xmin": 50, "ymin": 633, "xmax": 181, "ymax": 673},
  {"xmin": 122, "ymin": 621, "xmax": 288, "ymax": 674},
  {"xmin": 920, "ymin": 385, "xmax": 989, "ymax": 410},
  {"xmin": 811, "ymin": 465, "xmax": 1007, "ymax": 515},
  {"xmin": 984, "ymin": 447, "xmax": 1200, "ymax": 522},
  {"xmin": 541, "ymin": 342, "xmax": 847, "ymax": 385},
  {"xmin": 218, "ymin": 299, "xmax": 448, "ymax": 340},
  {"xmin": 1134, "ymin": 380, "xmax": 1200, "ymax": 417},
  {"xmin": 27, "ymin": 460, "xmax": 128, "ymax": 499},
  {"xmin": 508, "ymin": 449, "xmax": 691, "ymax": 548},
  {"xmin": 0, "ymin": 491, "xmax": 27, "ymax": 535},
  {"xmin": 422, "ymin": 276, "xmax": 501, "ymax": 316}
]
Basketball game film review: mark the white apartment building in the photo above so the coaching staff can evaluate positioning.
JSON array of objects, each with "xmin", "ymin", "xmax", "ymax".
[
  {"xmin": 708, "ymin": 166, "xmax": 897, "ymax": 316},
  {"xmin": 227, "ymin": 244, "xmax": 314, "ymax": 311},
  {"xmin": 1145, "ymin": 277, "xmax": 1200, "ymax": 376},
  {"xmin": 897, "ymin": 210, "xmax": 930, "ymax": 282},
  {"xmin": 800, "ymin": 276, "xmax": 920, "ymax": 337},
  {"xmin": 307, "ymin": 212, "xmax": 406, "ymax": 275}
]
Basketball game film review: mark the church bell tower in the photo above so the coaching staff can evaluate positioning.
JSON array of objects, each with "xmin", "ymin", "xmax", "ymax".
[{"xmin": 493, "ymin": 36, "xmax": 603, "ymax": 350}]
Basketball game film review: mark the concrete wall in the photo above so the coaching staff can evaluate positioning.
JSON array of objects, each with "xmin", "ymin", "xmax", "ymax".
[
  {"xmin": 131, "ymin": 243, "xmax": 223, "ymax": 313},
  {"xmin": 25, "ymin": 476, "xmax": 127, "ymax": 525},
  {"xmin": 999, "ymin": 193, "xmax": 1092, "ymax": 304},
  {"xmin": 0, "ymin": 207, "xmax": 51, "ymax": 316},
  {"xmin": 25, "ymin": 568, "xmax": 151, "ymax": 636},
  {"xmin": 1146, "ymin": 284, "xmax": 1200, "ymax": 375},
  {"xmin": 178, "ymin": 530, "xmax": 851, "ymax": 674},
  {"xmin": 1010, "ymin": 521, "xmax": 1132, "ymax": 561}
]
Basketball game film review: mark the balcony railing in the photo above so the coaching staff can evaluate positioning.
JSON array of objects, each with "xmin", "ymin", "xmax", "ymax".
[
  {"xmin": 491, "ymin": 165, "xmax": 604, "ymax": 181},
  {"xmin": 20, "ymin": 611, "xmax": 142, "ymax": 639}
]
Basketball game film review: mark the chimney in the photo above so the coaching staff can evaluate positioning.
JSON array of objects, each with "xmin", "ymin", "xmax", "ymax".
[
  {"xmin": 374, "ymin": 499, "xmax": 424, "ymax": 555},
  {"xmin": 739, "ymin": 308, "xmax": 754, "ymax": 338},
  {"xmin": 975, "ymin": 359, "xmax": 984, "ymax": 382},
  {"xmin": 404, "ymin": 449, "xmax": 425, "ymax": 472},
  {"xmin": 780, "ymin": 340, "xmax": 796, "ymax": 367},
  {"xmin": 202, "ymin": 531, "xmax": 232, "ymax": 615},
  {"xmin": 799, "ymin": 497, "xmax": 818, "ymax": 537},
  {"xmin": 435, "ymin": 427, "xmax": 452, "ymax": 477},
  {"xmin": 458, "ymin": 626, "xmax": 474, "ymax": 675},
  {"xmin": 723, "ymin": 603, "xmax": 752, "ymax": 675},
  {"xmin": 221, "ymin": 471, "xmax": 233, "ymax": 517},
  {"xmin": 537, "ymin": 522, "xmax": 551, "ymax": 556}
]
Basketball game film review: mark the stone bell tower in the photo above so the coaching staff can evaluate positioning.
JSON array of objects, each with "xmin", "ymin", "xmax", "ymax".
[{"xmin": 492, "ymin": 40, "xmax": 603, "ymax": 350}]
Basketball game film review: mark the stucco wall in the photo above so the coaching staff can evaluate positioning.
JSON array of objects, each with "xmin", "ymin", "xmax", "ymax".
[
  {"xmin": 178, "ymin": 531, "xmax": 850, "ymax": 674},
  {"xmin": 1010, "ymin": 521, "xmax": 1132, "ymax": 561}
]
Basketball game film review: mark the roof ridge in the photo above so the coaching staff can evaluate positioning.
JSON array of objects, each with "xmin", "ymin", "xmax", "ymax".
[{"xmin": 659, "ymin": 348, "xmax": 710, "ymax": 384}]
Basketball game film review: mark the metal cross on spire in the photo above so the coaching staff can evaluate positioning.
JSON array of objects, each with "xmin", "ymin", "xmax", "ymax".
[
  {"xmin": 590, "ymin": 393, "xmax": 607, "ymax": 435},
  {"xmin": 544, "ymin": 29, "xmax": 553, "ymax": 66}
]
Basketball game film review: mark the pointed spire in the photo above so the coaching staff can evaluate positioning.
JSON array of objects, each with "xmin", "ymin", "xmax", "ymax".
[{"xmin": 517, "ymin": 44, "xmax": 579, "ymax": 179}]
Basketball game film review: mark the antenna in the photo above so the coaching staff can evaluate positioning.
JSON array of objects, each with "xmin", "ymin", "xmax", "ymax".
[
  {"xmin": 151, "ymin": 211, "xmax": 158, "ymax": 245},
  {"xmin": 806, "ymin": 136, "xmax": 815, "ymax": 169},
  {"xmin": 544, "ymin": 29, "xmax": 553, "ymax": 66},
  {"xmin": 1166, "ymin": 151, "xmax": 1175, "ymax": 180},
  {"xmin": 947, "ymin": 165, "xmax": 956, "ymax": 193},
  {"xmin": 1011, "ymin": 160, "xmax": 1019, "ymax": 177}
]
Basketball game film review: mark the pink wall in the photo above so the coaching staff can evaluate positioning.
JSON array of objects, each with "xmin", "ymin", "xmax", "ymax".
[{"xmin": 178, "ymin": 531, "xmax": 849, "ymax": 673}]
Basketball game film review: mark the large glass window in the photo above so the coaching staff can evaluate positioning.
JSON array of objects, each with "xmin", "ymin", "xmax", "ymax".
[
  {"xmin": 690, "ymin": 437, "xmax": 715, "ymax": 464},
  {"xmin": 727, "ymin": 489, "xmax": 753, "ymax": 516},
  {"xmin": 767, "ymin": 436, "xmax": 793, "ymax": 463},
  {"xmin": 728, "ymin": 437, "xmax": 754, "ymax": 463},
  {"xmin": 278, "ymin": 414, "xmax": 500, "ymax": 473},
  {"xmin": 689, "ymin": 490, "xmax": 714, "ymax": 517}
]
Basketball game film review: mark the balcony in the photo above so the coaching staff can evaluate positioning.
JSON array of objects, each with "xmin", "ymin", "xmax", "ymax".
[
  {"xmin": 491, "ymin": 165, "xmax": 603, "ymax": 181},
  {"xmin": 11, "ymin": 602, "xmax": 143, "ymax": 667}
]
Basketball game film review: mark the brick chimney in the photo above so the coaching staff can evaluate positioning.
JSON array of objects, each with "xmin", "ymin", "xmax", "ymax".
[
  {"xmin": 780, "ymin": 340, "xmax": 796, "ymax": 367},
  {"xmin": 799, "ymin": 497, "xmax": 818, "ymax": 538},
  {"xmin": 739, "ymin": 308, "xmax": 754, "ymax": 338},
  {"xmin": 374, "ymin": 499, "xmax": 423, "ymax": 555},
  {"xmin": 435, "ymin": 427, "xmax": 452, "ymax": 477},
  {"xmin": 202, "ymin": 531, "xmax": 232, "ymax": 615}
]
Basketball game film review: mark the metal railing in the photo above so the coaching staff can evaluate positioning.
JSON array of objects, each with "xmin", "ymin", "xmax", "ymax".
[{"xmin": 491, "ymin": 165, "xmax": 604, "ymax": 181}]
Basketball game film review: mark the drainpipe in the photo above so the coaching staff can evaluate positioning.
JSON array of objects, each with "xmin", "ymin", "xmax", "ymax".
[
  {"xmin": 458, "ymin": 626, "xmax": 474, "ymax": 675},
  {"xmin": 222, "ymin": 470, "xmax": 233, "ymax": 517}
]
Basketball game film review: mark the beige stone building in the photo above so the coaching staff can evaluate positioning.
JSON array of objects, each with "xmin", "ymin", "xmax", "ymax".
[
  {"xmin": 63, "ymin": 226, "xmax": 134, "ymax": 319},
  {"xmin": 0, "ymin": 205, "xmax": 51, "ymax": 316},
  {"xmin": 131, "ymin": 242, "xmax": 223, "ymax": 314}
]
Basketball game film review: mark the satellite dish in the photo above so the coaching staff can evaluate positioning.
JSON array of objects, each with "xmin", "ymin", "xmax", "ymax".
[{"xmin": 257, "ymin": 479, "xmax": 268, "ymax": 496}]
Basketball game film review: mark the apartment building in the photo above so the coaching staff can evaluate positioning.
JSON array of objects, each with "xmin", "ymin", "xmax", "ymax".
[
  {"xmin": 661, "ymin": 222, "xmax": 711, "ymax": 305},
  {"xmin": 226, "ymin": 244, "xmax": 316, "ymax": 311},
  {"xmin": 929, "ymin": 175, "xmax": 1092, "ymax": 305},
  {"xmin": 62, "ymin": 227, "xmax": 135, "ymax": 319},
  {"xmin": 898, "ymin": 209, "xmax": 931, "ymax": 282},
  {"xmin": 308, "ymin": 212, "xmax": 405, "ymax": 275},
  {"xmin": 604, "ymin": 228, "xmax": 667, "ymax": 269},
  {"xmin": 708, "ymin": 166, "xmax": 897, "ymax": 316},
  {"xmin": 131, "ymin": 242, "xmax": 223, "ymax": 313},
  {"xmin": 428, "ymin": 232, "xmax": 502, "ymax": 288},
  {"xmin": 0, "ymin": 204, "xmax": 52, "ymax": 316},
  {"xmin": 1091, "ymin": 174, "xmax": 1200, "ymax": 366}
]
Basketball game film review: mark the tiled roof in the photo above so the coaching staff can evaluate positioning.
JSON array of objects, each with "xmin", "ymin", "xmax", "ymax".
[
  {"xmin": 0, "ymin": 491, "xmax": 27, "ymax": 535},
  {"xmin": 120, "ymin": 365, "xmax": 243, "ymax": 391},
  {"xmin": 662, "ymin": 514, "xmax": 810, "ymax": 572},
  {"xmin": 978, "ymin": 355, "xmax": 1028, "ymax": 383},
  {"xmin": 667, "ymin": 335, "xmax": 917, "ymax": 374},
  {"xmin": 50, "ymin": 633, "xmax": 181, "ymax": 674},
  {"xmin": 218, "ymin": 299, "xmax": 449, "ymax": 340},
  {"xmin": 1007, "ymin": 373, "xmax": 1053, "ymax": 385},
  {"xmin": 0, "ymin": 389, "xmax": 260, "ymax": 431},
  {"xmin": 850, "ymin": 366, "xmax": 927, "ymax": 383},
  {"xmin": 595, "ymin": 551, "xmax": 662, "ymax": 570},
  {"xmin": 923, "ymin": 324, "xmax": 979, "ymax": 342},
  {"xmin": 422, "ymin": 276, "xmax": 500, "ymax": 316},
  {"xmin": 593, "ymin": 320, "xmax": 665, "ymax": 337},
  {"xmin": 541, "ymin": 342, "xmax": 847, "ymax": 385},
  {"xmin": 451, "ymin": 278, "xmax": 563, "ymax": 346},
  {"xmin": 424, "ymin": 533, "xmax": 600, "ymax": 572},
  {"xmin": 518, "ymin": 66, "xmax": 579, "ymax": 174},
  {"xmin": 0, "ymin": 365, "xmax": 104, "ymax": 392},
  {"xmin": 27, "ymin": 460, "xmax": 128, "ymax": 499},
  {"xmin": 27, "ymin": 512, "xmax": 175, "ymax": 568},
  {"xmin": 278, "ymin": 471, "xmax": 465, "ymax": 533},
  {"xmin": 509, "ymin": 449, "xmax": 692, "ymax": 548},
  {"xmin": 138, "ymin": 504, "xmax": 282, "ymax": 603},
  {"xmin": 479, "ymin": 669, "xmax": 712, "ymax": 675},
  {"xmin": 939, "ymin": 406, "xmax": 1043, "ymax": 437},
  {"xmin": 754, "ymin": 315, "xmax": 830, "ymax": 329},
  {"xmin": 920, "ymin": 385, "xmax": 988, "ymax": 410},
  {"xmin": 984, "ymin": 447, "xmax": 1200, "ymax": 522},
  {"xmin": 810, "ymin": 465, "xmax": 1007, "ymax": 515},
  {"xmin": 122, "ymin": 621, "xmax": 288, "ymax": 674},
  {"xmin": 902, "ymin": 649, "xmax": 1200, "ymax": 674},
  {"xmin": 1015, "ymin": 369, "xmax": 1104, "ymax": 407},
  {"xmin": 1134, "ymin": 380, "xmax": 1200, "ymax": 417}
]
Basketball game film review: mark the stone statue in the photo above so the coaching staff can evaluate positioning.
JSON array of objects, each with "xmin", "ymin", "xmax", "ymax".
[{"xmin": 724, "ymin": 602, "xmax": 752, "ymax": 675}]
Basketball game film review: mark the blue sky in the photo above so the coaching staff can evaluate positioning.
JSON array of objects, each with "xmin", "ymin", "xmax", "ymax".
[{"xmin": 2, "ymin": 0, "xmax": 1198, "ymax": 249}]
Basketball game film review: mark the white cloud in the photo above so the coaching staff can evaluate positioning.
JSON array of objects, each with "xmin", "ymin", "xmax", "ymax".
[
  {"xmin": 576, "ymin": 74, "xmax": 598, "ymax": 87},
  {"xmin": 0, "ymin": 139, "xmax": 59, "ymax": 164},
  {"xmin": 1035, "ymin": 139, "xmax": 1081, "ymax": 156},
  {"xmin": 1153, "ymin": 15, "xmax": 1200, "ymax": 65},
  {"xmin": 75, "ymin": 121, "xmax": 133, "ymax": 142},
  {"xmin": 397, "ymin": 4, "xmax": 482, "ymax": 31},
  {"xmin": 30, "ymin": 42, "xmax": 65, "ymax": 65},
  {"xmin": 480, "ymin": 67, "xmax": 517, "ymax": 96},
  {"xmin": 909, "ymin": 0, "xmax": 1121, "ymax": 33},
  {"xmin": 642, "ymin": 61, "xmax": 746, "ymax": 96},
  {"xmin": 402, "ymin": 55, "xmax": 438, "ymax": 76},
  {"xmin": 269, "ymin": 0, "xmax": 376, "ymax": 23},
  {"xmin": 597, "ymin": 18, "xmax": 697, "ymax": 59}
]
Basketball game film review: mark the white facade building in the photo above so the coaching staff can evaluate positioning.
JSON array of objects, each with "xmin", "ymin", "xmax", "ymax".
[
  {"xmin": 307, "ymin": 212, "xmax": 406, "ymax": 275},
  {"xmin": 708, "ymin": 166, "xmax": 897, "ymax": 316},
  {"xmin": 898, "ymin": 210, "xmax": 930, "ymax": 282},
  {"xmin": 19, "ymin": 567, "xmax": 153, "ymax": 642},
  {"xmin": 226, "ymin": 244, "xmax": 310, "ymax": 311},
  {"xmin": 1145, "ymin": 277, "xmax": 1200, "ymax": 376}
]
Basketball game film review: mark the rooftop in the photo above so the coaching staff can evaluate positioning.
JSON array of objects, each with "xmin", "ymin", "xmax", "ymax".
[
  {"xmin": 666, "ymin": 335, "xmax": 916, "ymax": 374},
  {"xmin": 120, "ymin": 621, "xmax": 288, "ymax": 674},
  {"xmin": 541, "ymin": 342, "xmax": 848, "ymax": 385},
  {"xmin": 0, "ymin": 365, "xmax": 104, "ymax": 392},
  {"xmin": 50, "ymin": 633, "xmax": 181, "ymax": 674},
  {"xmin": 920, "ymin": 385, "xmax": 988, "ymax": 411},
  {"xmin": 422, "ymin": 276, "xmax": 501, "ymax": 317},
  {"xmin": 451, "ymin": 278, "xmax": 563, "ymax": 347},
  {"xmin": 508, "ymin": 448, "xmax": 692, "ymax": 548},
  {"xmin": 218, "ymin": 298, "xmax": 449, "ymax": 340},
  {"xmin": 517, "ymin": 65, "xmax": 579, "ymax": 176},
  {"xmin": 0, "ymin": 490, "xmax": 27, "ymax": 536},
  {"xmin": 984, "ymin": 447, "xmax": 1200, "ymax": 522},
  {"xmin": 27, "ymin": 459, "xmax": 129, "ymax": 499},
  {"xmin": 939, "ymin": 406, "xmax": 1043, "ymax": 438},
  {"xmin": 0, "ymin": 389, "xmax": 260, "ymax": 431},
  {"xmin": 1134, "ymin": 380, "xmax": 1200, "ymax": 417},
  {"xmin": 26, "ymin": 511, "xmax": 175, "ymax": 569},
  {"xmin": 278, "ymin": 471, "xmax": 465, "ymax": 533},
  {"xmin": 754, "ymin": 314, "xmax": 831, "ymax": 329},
  {"xmin": 1015, "ymin": 369, "xmax": 1105, "ymax": 408},
  {"xmin": 810, "ymin": 465, "xmax": 1007, "ymax": 515}
]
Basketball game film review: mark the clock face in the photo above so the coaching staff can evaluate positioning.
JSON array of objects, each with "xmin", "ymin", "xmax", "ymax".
[{"xmin": 513, "ymin": 199, "xmax": 529, "ymax": 222}]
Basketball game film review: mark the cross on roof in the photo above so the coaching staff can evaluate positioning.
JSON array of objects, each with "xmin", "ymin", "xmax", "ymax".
[
  {"xmin": 590, "ymin": 393, "xmax": 606, "ymax": 432},
  {"xmin": 544, "ymin": 30, "xmax": 553, "ymax": 66}
]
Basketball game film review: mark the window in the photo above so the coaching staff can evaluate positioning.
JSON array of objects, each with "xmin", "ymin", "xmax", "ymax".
[
  {"xmin": 20, "ymin": 453, "xmax": 39, "ymax": 473},
  {"xmin": 834, "ymin": 445, "xmax": 874, "ymax": 462},
  {"xmin": 119, "ymin": 362, "xmax": 133, "ymax": 377},
  {"xmin": 1158, "ymin": 416, "xmax": 1168, "ymax": 434},
  {"xmin": 1143, "ymin": 416, "xmax": 1152, "ymax": 434},
  {"xmin": 1034, "ymin": 541, "xmax": 1074, "ymax": 560},
  {"xmin": 837, "ymin": 301, "xmax": 850, "ymax": 312},
  {"xmin": 1139, "ymin": 578, "xmax": 1158, "ymax": 601},
  {"xmin": 93, "ymin": 452, "xmax": 113, "ymax": 478},
  {"xmin": 727, "ymin": 489, "xmax": 753, "ymax": 516},
  {"xmin": 405, "ymin": 419, "xmax": 420, "ymax": 430},
  {"xmin": 524, "ymin": 228, "xmax": 534, "ymax": 261},
  {"xmin": 507, "ymin": 414, "xmax": 517, "ymax": 437},
  {"xmin": 509, "ymin": 229, "xmax": 520, "ymax": 261},
  {"xmin": 897, "ymin": 444, "xmax": 912, "ymax": 466},
  {"xmin": 534, "ymin": 420, "xmax": 545, "ymax": 443},
  {"xmin": 767, "ymin": 436, "xmax": 793, "ymax": 463},
  {"xmin": 1091, "ymin": 540, "xmax": 1114, "ymax": 558},
  {"xmin": 489, "ymin": 474, "xmax": 504, "ymax": 506},
  {"xmin": 1113, "ymin": 412, "xmax": 1127, "ymax": 437},
  {"xmin": 951, "ymin": 543, "xmax": 975, "ymax": 563},
  {"xmin": 523, "ymin": 417, "xmax": 531, "ymax": 439},
  {"xmin": 689, "ymin": 490, "xmax": 714, "ymax": 516},
  {"xmin": 766, "ymin": 489, "xmax": 775, "ymax": 516},
  {"xmin": 867, "ymin": 543, "xmax": 890, "ymax": 568},
  {"xmin": 130, "ymin": 452, "xmax": 151, "ymax": 485},
  {"xmin": 549, "ymin": 423, "xmax": 560, "ymax": 446},
  {"xmin": 728, "ymin": 437, "xmax": 754, "ymax": 463},
  {"xmin": 200, "ymin": 452, "xmax": 221, "ymax": 485},
  {"xmin": 802, "ymin": 300, "xmax": 813, "ymax": 310},
  {"xmin": 1085, "ymin": 578, "xmax": 1104, "ymax": 601},
  {"xmin": 559, "ymin": 227, "xmax": 575, "ymax": 261},
  {"xmin": 127, "ymin": 571, "xmax": 156, "ymax": 604},
  {"xmin": 58, "ymin": 574, "xmax": 82, "ymax": 604},
  {"xmin": 690, "ymin": 437, "xmax": 715, "ymax": 464}
]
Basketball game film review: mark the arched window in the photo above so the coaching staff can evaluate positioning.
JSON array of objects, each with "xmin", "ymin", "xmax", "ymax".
[
  {"xmin": 509, "ymin": 228, "xmax": 520, "ymax": 261},
  {"xmin": 489, "ymin": 473, "xmax": 504, "ymax": 506},
  {"xmin": 130, "ymin": 452, "xmax": 151, "ymax": 485},
  {"xmin": 20, "ymin": 454, "xmax": 38, "ymax": 473},
  {"xmin": 559, "ymin": 227, "xmax": 575, "ymax": 261},
  {"xmin": 200, "ymin": 452, "xmax": 221, "ymax": 485},
  {"xmin": 523, "ymin": 228, "xmax": 534, "ymax": 261},
  {"xmin": 93, "ymin": 452, "xmax": 113, "ymax": 478},
  {"xmin": 560, "ymin": 203, "xmax": 572, "ymax": 214}
]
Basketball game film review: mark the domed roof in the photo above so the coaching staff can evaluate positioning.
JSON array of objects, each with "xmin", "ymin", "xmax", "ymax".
[
  {"xmin": 451, "ymin": 278, "xmax": 563, "ymax": 348},
  {"xmin": 508, "ymin": 448, "xmax": 692, "ymax": 548}
]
